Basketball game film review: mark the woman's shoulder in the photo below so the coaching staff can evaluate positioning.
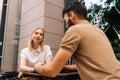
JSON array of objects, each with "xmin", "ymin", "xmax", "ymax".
[
  {"xmin": 21, "ymin": 47, "xmax": 29, "ymax": 52},
  {"xmin": 44, "ymin": 45, "xmax": 50, "ymax": 48},
  {"xmin": 44, "ymin": 45, "xmax": 51, "ymax": 50}
]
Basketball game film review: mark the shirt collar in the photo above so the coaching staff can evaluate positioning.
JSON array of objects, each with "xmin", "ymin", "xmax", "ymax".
[{"xmin": 33, "ymin": 47, "xmax": 41, "ymax": 53}]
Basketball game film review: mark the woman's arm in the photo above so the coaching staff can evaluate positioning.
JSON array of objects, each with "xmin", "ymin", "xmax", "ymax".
[
  {"xmin": 34, "ymin": 48, "xmax": 73, "ymax": 77},
  {"xmin": 20, "ymin": 57, "xmax": 34, "ymax": 72},
  {"xmin": 45, "ymin": 56, "xmax": 52, "ymax": 64},
  {"xmin": 61, "ymin": 64, "xmax": 77, "ymax": 73}
]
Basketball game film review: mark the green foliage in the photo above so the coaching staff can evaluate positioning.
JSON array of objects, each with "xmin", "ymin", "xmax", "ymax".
[
  {"xmin": 111, "ymin": 39, "xmax": 120, "ymax": 60},
  {"xmin": 87, "ymin": 0, "xmax": 120, "ymax": 60},
  {"xmin": 87, "ymin": 4, "xmax": 102, "ymax": 22}
]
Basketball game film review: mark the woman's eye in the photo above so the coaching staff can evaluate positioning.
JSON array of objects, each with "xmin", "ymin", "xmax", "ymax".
[
  {"xmin": 35, "ymin": 32, "xmax": 38, "ymax": 35},
  {"xmin": 34, "ymin": 32, "xmax": 43, "ymax": 36},
  {"xmin": 40, "ymin": 33, "xmax": 43, "ymax": 36}
]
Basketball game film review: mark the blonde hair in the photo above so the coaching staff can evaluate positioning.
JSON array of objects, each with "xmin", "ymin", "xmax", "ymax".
[{"xmin": 28, "ymin": 27, "xmax": 44, "ymax": 51}]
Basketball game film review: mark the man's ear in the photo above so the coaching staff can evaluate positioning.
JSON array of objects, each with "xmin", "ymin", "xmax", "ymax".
[
  {"xmin": 69, "ymin": 11, "xmax": 75, "ymax": 23},
  {"xmin": 70, "ymin": 11, "xmax": 76, "ymax": 20},
  {"xmin": 69, "ymin": 11, "xmax": 74, "ymax": 18}
]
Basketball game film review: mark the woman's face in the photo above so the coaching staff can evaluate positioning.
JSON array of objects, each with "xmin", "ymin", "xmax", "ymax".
[{"xmin": 31, "ymin": 29, "xmax": 44, "ymax": 44}]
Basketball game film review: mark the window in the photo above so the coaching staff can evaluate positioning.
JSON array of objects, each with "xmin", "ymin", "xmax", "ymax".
[{"xmin": 0, "ymin": 0, "xmax": 7, "ymax": 70}]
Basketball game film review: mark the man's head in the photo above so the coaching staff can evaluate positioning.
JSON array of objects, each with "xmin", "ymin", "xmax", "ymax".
[{"xmin": 62, "ymin": 2, "xmax": 87, "ymax": 29}]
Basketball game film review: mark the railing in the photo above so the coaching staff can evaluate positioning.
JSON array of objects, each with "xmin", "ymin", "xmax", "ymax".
[{"xmin": 0, "ymin": 71, "xmax": 80, "ymax": 80}]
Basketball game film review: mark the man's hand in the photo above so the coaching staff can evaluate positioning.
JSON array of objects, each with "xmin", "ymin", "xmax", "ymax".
[{"xmin": 34, "ymin": 62, "xmax": 45, "ymax": 74}]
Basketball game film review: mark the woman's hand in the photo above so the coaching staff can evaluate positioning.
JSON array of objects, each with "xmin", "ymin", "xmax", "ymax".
[{"xmin": 18, "ymin": 72, "xmax": 23, "ymax": 78}]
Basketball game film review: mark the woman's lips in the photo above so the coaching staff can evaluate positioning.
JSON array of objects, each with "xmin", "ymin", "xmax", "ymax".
[{"xmin": 35, "ymin": 38, "xmax": 40, "ymax": 41}]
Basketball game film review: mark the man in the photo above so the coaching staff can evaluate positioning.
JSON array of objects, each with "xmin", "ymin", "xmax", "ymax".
[{"xmin": 34, "ymin": 2, "xmax": 120, "ymax": 80}]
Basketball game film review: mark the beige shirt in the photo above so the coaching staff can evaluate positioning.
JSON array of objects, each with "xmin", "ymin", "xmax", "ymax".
[{"xmin": 60, "ymin": 23, "xmax": 120, "ymax": 80}]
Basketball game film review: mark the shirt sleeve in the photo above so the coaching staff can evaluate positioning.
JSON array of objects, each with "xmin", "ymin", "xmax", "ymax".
[
  {"xmin": 60, "ymin": 27, "xmax": 81, "ymax": 54},
  {"xmin": 45, "ymin": 45, "xmax": 53, "ymax": 59},
  {"xmin": 20, "ymin": 48, "xmax": 27, "ymax": 59}
]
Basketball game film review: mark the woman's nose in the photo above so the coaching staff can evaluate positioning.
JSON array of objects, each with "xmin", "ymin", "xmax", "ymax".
[{"xmin": 36, "ymin": 34, "xmax": 40, "ymax": 37}]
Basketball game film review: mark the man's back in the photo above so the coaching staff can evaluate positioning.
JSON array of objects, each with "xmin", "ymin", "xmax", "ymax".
[{"xmin": 63, "ymin": 23, "xmax": 120, "ymax": 80}]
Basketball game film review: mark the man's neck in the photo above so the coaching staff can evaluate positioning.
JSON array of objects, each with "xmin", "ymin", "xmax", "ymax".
[{"xmin": 76, "ymin": 19, "xmax": 89, "ymax": 24}]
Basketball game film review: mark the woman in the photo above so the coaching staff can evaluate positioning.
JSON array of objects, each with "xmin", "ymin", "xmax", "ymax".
[{"xmin": 18, "ymin": 27, "xmax": 53, "ymax": 78}]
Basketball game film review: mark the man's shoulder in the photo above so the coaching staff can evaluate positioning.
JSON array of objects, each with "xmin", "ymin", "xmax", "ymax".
[{"xmin": 67, "ymin": 24, "xmax": 85, "ymax": 32}]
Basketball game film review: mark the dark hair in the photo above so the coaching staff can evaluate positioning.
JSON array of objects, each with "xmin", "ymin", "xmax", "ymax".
[{"xmin": 62, "ymin": 2, "xmax": 87, "ymax": 19}]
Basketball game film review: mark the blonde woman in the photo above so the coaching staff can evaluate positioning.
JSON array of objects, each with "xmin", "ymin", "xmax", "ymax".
[{"xmin": 18, "ymin": 27, "xmax": 53, "ymax": 78}]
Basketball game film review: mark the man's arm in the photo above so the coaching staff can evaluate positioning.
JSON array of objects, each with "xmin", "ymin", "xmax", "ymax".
[{"xmin": 34, "ymin": 48, "xmax": 73, "ymax": 77}]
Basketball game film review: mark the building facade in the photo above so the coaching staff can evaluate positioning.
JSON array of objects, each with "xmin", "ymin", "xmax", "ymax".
[{"xmin": 0, "ymin": 0, "xmax": 64, "ymax": 72}]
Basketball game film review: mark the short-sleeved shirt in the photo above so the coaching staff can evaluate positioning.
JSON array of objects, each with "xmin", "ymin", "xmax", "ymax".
[
  {"xmin": 20, "ymin": 45, "xmax": 53, "ymax": 67},
  {"xmin": 60, "ymin": 23, "xmax": 120, "ymax": 80}
]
